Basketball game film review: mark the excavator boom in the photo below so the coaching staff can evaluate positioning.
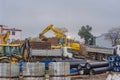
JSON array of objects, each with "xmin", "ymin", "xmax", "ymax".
[
  {"xmin": 39, "ymin": 24, "xmax": 67, "ymax": 46},
  {"xmin": 0, "ymin": 31, "xmax": 10, "ymax": 44},
  {"xmin": 39, "ymin": 24, "xmax": 53, "ymax": 38},
  {"xmin": 39, "ymin": 24, "xmax": 66, "ymax": 38},
  {"xmin": 39, "ymin": 24, "xmax": 80, "ymax": 50},
  {"xmin": 3, "ymin": 31, "xmax": 10, "ymax": 44}
]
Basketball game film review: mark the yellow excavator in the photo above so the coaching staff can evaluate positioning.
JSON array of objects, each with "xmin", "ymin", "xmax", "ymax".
[
  {"xmin": 39, "ymin": 24, "xmax": 80, "ymax": 51},
  {"xmin": 0, "ymin": 31, "xmax": 31, "ymax": 63},
  {"xmin": 0, "ymin": 39, "xmax": 31, "ymax": 63},
  {"xmin": 39, "ymin": 24, "xmax": 67, "ymax": 48}
]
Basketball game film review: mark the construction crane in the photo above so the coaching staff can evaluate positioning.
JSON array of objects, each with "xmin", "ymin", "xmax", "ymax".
[{"xmin": 39, "ymin": 24, "xmax": 80, "ymax": 51}]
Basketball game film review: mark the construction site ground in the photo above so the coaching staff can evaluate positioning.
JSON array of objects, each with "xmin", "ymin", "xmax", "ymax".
[
  {"xmin": 71, "ymin": 73, "xmax": 107, "ymax": 80},
  {"xmin": 45, "ymin": 72, "xmax": 120, "ymax": 80}
]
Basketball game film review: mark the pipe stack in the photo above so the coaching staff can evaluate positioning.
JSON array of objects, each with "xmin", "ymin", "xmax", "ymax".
[
  {"xmin": 108, "ymin": 55, "xmax": 120, "ymax": 72},
  {"xmin": 77, "ymin": 61, "xmax": 111, "ymax": 75},
  {"xmin": 54, "ymin": 59, "xmax": 87, "ymax": 69},
  {"xmin": 54, "ymin": 59, "xmax": 111, "ymax": 75}
]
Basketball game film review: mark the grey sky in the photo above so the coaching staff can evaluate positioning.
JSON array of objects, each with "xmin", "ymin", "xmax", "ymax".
[{"xmin": 1, "ymin": 0, "xmax": 120, "ymax": 41}]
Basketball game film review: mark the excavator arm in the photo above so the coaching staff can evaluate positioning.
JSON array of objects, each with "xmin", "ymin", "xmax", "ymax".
[
  {"xmin": 2, "ymin": 31, "xmax": 10, "ymax": 44},
  {"xmin": 39, "ymin": 24, "xmax": 80, "ymax": 51},
  {"xmin": 21, "ymin": 38, "xmax": 31, "ymax": 62},
  {"xmin": 39, "ymin": 24, "xmax": 67, "ymax": 46},
  {"xmin": 51, "ymin": 27, "xmax": 66, "ymax": 38},
  {"xmin": 39, "ymin": 24, "xmax": 66, "ymax": 38},
  {"xmin": 0, "ymin": 31, "xmax": 10, "ymax": 44},
  {"xmin": 39, "ymin": 24, "xmax": 53, "ymax": 38}
]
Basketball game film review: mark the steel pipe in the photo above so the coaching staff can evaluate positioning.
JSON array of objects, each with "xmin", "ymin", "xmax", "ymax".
[
  {"xmin": 90, "ymin": 67, "xmax": 112, "ymax": 74},
  {"xmin": 85, "ymin": 61, "xmax": 109, "ymax": 69}
]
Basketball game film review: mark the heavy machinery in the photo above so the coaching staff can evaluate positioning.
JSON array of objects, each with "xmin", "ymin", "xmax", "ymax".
[
  {"xmin": 0, "ymin": 39, "xmax": 31, "ymax": 63},
  {"xmin": 39, "ymin": 24, "xmax": 67, "ymax": 48},
  {"xmin": 0, "ymin": 44, "xmax": 21, "ymax": 63},
  {"xmin": 0, "ymin": 30, "xmax": 31, "ymax": 63},
  {"xmin": 39, "ymin": 24, "xmax": 80, "ymax": 51}
]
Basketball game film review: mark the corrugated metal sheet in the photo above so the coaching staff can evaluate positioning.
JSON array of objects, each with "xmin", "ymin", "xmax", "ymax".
[
  {"xmin": 23, "ymin": 62, "xmax": 45, "ymax": 76},
  {"xmin": 32, "ymin": 49, "xmax": 62, "ymax": 57},
  {"xmin": 49, "ymin": 62, "xmax": 70, "ymax": 75},
  {"xmin": 50, "ymin": 77, "xmax": 71, "ymax": 80},
  {"xmin": 0, "ymin": 63, "xmax": 19, "ymax": 77},
  {"xmin": 23, "ymin": 78, "xmax": 44, "ymax": 80},
  {"xmin": 86, "ymin": 46, "xmax": 113, "ymax": 54},
  {"xmin": 49, "ymin": 62, "xmax": 71, "ymax": 80}
]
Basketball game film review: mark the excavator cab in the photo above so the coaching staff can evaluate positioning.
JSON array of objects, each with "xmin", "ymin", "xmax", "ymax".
[
  {"xmin": 11, "ymin": 46, "xmax": 20, "ymax": 55},
  {"xmin": 58, "ymin": 38, "xmax": 65, "ymax": 45}
]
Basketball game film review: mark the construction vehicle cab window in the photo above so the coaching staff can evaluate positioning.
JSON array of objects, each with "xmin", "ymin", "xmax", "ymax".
[
  {"xmin": 58, "ymin": 38, "xmax": 65, "ymax": 45},
  {"xmin": 11, "ymin": 46, "xmax": 20, "ymax": 54},
  {"xmin": 0, "ymin": 44, "xmax": 20, "ymax": 56},
  {"xmin": 4, "ymin": 46, "xmax": 11, "ymax": 56},
  {"xmin": 0, "ymin": 45, "xmax": 12, "ymax": 57}
]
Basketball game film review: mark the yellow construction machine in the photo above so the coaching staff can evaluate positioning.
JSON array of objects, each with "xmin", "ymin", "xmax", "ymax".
[
  {"xmin": 0, "ymin": 31, "xmax": 31, "ymax": 63},
  {"xmin": 0, "ymin": 39, "xmax": 31, "ymax": 63},
  {"xmin": 0, "ymin": 44, "xmax": 21, "ymax": 63},
  {"xmin": 39, "ymin": 24, "xmax": 66, "ymax": 48},
  {"xmin": 39, "ymin": 24, "xmax": 80, "ymax": 51}
]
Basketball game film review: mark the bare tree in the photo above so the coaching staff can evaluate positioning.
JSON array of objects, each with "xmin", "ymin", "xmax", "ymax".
[{"xmin": 105, "ymin": 27, "xmax": 120, "ymax": 46}]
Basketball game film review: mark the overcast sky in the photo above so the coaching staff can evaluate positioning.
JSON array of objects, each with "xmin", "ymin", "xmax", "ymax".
[{"xmin": 0, "ymin": 0, "xmax": 120, "ymax": 41}]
